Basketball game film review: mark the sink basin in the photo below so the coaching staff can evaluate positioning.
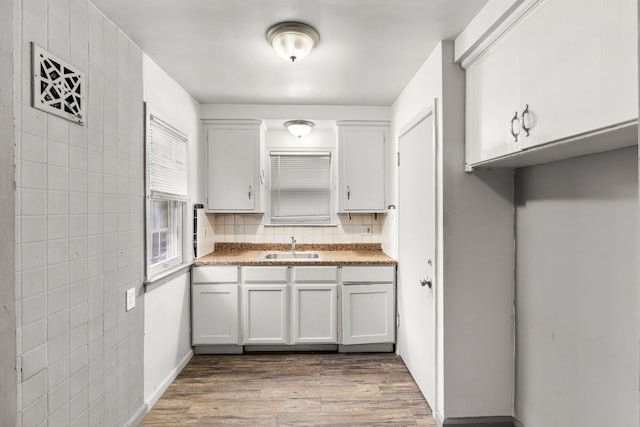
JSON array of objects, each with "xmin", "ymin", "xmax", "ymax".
[{"xmin": 259, "ymin": 251, "xmax": 323, "ymax": 261}]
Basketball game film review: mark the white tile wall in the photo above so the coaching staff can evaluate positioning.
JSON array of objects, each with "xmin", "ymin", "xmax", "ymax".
[
  {"xmin": 209, "ymin": 212, "xmax": 386, "ymax": 244},
  {"xmin": 14, "ymin": 0, "xmax": 145, "ymax": 425}
]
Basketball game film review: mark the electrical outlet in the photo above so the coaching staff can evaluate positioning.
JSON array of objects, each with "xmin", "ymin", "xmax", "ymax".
[
  {"xmin": 361, "ymin": 225, "xmax": 372, "ymax": 236},
  {"xmin": 126, "ymin": 288, "xmax": 135, "ymax": 312}
]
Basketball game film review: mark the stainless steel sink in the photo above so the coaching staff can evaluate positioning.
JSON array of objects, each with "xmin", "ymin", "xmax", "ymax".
[{"xmin": 259, "ymin": 251, "xmax": 323, "ymax": 261}]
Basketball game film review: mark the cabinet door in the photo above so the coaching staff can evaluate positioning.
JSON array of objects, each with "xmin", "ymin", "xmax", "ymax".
[
  {"xmin": 242, "ymin": 284, "xmax": 288, "ymax": 344},
  {"xmin": 339, "ymin": 127, "xmax": 386, "ymax": 212},
  {"xmin": 207, "ymin": 128, "xmax": 256, "ymax": 211},
  {"xmin": 466, "ymin": 28, "xmax": 521, "ymax": 167},
  {"xmin": 342, "ymin": 283, "xmax": 395, "ymax": 345},
  {"xmin": 192, "ymin": 284, "xmax": 239, "ymax": 345},
  {"xmin": 292, "ymin": 284, "xmax": 337, "ymax": 343},
  {"xmin": 519, "ymin": 0, "xmax": 637, "ymax": 149}
]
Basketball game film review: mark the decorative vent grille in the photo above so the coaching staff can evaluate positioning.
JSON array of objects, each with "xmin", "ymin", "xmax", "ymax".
[{"xmin": 32, "ymin": 43, "xmax": 85, "ymax": 125}]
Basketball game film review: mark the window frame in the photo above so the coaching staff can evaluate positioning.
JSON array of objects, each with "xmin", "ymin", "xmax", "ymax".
[
  {"xmin": 266, "ymin": 147, "xmax": 336, "ymax": 226},
  {"xmin": 144, "ymin": 104, "xmax": 189, "ymax": 282}
]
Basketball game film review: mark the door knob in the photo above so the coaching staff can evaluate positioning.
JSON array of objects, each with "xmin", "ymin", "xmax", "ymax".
[{"xmin": 420, "ymin": 277, "xmax": 432, "ymax": 288}]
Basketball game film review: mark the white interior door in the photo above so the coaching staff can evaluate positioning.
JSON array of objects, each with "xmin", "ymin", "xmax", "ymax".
[{"xmin": 397, "ymin": 108, "xmax": 437, "ymax": 405}]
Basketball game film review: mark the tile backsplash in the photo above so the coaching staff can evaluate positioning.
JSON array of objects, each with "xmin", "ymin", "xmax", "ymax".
[
  {"xmin": 208, "ymin": 213, "xmax": 385, "ymax": 245},
  {"xmin": 195, "ymin": 208, "xmax": 215, "ymax": 258}
]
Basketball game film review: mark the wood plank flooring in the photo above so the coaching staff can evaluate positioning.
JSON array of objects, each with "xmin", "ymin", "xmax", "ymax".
[{"xmin": 141, "ymin": 353, "xmax": 436, "ymax": 426}]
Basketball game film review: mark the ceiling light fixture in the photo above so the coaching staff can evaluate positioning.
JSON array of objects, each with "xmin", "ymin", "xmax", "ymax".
[
  {"xmin": 285, "ymin": 120, "xmax": 315, "ymax": 138},
  {"xmin": 267, "ymin": 22, "xmax": 320, "ymax": 63}
]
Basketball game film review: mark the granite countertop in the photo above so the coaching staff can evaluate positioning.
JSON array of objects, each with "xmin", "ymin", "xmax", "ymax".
[{"xmin": 194, "ymin": 243, "xmax": 397, "ymax": 266}]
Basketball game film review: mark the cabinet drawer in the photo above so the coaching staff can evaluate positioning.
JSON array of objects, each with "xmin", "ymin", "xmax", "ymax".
[
  {"xmin": 293, "ymin": 266, "xmax": 337, "ymax": 283},
  {"xmin": 243, "ymin": 266, "xmax": 288, "ymax": 283},
  {"xmin": 193, "ymin": 266, "xmax": 238, "ymax": 283},
  {"xmin": 342, "ymin": 266, "xmax": 395, "ymax": 284}
]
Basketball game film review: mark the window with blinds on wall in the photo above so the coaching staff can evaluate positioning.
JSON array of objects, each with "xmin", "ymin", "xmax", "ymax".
[
  {"xmin": 269, "ymin": 151, "xmax": 332, "ymax": 225},
  {"xmin": 145, "ymin": 106, "xmax": 188, "ymax": 280}
]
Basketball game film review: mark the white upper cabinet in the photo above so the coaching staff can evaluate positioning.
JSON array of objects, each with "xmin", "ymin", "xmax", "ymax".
[
  {"xmin": 204, "ymin": 120, "xmax": 265, "ymax": 212},
  {"xmin": 466, "ymin": 29, "xmax": 521, "ymax": 165},
  {"xmin": 463, "ymin": 0, "xmax": 638, "ymax": 169},
  {"xmin": 337, "ymin": 121, "xmax": 388, "ymax": 213}
]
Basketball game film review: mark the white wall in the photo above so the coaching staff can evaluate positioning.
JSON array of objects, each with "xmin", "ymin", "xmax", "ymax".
[
  {"xmin": 391, "ymin": 41, "xmax": 515, "ymax": 421},
  {"xmin": 389, "ymin": 42, "xmax": 444, "ymax": 258},
  {"xmin": 200, "ymin": 104, "xmax": 390, "ymax": 122},
  {"xmin": 143, "ymin": 274, "xmax": 192, "ymax": 408},
  {"xmin": 1, "ymin": 0, "xmax": 16, "ymax": 424},
  {"xmin": 143, "ymin": 54, "xmax": 205, "ymax": 208},
  {"xmin": 514, "ymin": 147, "xmax": 639, "ymax": 427},
  {"xmin": 439, "ymin": 42, "xmax": 514, "ymax": 419},
  {"xmin": 142, "ymin": 55, "xmax": 202, "ymax": 408},
  {"xmin": 14, "ymin": 1, "xmax": 146, "ymax": 425}
]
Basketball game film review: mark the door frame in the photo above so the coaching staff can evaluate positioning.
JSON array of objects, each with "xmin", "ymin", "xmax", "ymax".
[{"xmin": 397, "ymin": 99, "xmax": 439, "ymax": 409}]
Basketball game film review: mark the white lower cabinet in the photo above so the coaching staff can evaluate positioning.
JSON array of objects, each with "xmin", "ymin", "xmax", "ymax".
[
  {"xmin": 242, "ymin": 266, "xmax": 288, "ymax": 344},
  {"xmin": 242, "ymin": 284, "xmax": 288, "ymax": 344},
  {"xmin": 291, "ymin": 266, "xmax": 338, "ymax": 344},
  {"xmin": 192, "ymin": 284, "xmax": 239, "ymax": 344},
  {"xmin": 292, "ymin": 283, "xmax": 338, "ymax": 344},
  {"xmin": 193, "ymin": 264, "xmax": 396, "ymax": 351},
  {"xmin": 192, "ymin": 267, "xmax": 239, "ymax": 345},
  {"xmin": 341, "ymin": 266, "xmax": 396, "ymax": 345}
]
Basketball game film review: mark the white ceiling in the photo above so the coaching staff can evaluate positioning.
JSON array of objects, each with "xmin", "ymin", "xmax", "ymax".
[{"xmin": 91, "ymin": 0, "xmax": 488, "ymax": 106}]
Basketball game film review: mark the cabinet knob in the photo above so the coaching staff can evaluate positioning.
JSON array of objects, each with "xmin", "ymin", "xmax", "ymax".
[
  {"xmin": 420, "ymin": 277, "xmax": 432, "ymax": 288},
  {"xmin": 346, "ymin": 186, "xmax": 351, "ymax": 200},
  {"xmin": 248, "ymin": 185, "xmax": 252, "ymax": 200}
]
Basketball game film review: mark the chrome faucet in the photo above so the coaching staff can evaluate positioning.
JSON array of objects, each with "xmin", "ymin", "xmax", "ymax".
[{"xmin": 291, "ymin": 236, "xmax": 297, "ymax": 254}]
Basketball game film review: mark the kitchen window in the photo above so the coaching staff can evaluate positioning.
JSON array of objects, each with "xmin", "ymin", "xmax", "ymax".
[
  {"xmin": 145, "ymin": 106, "xmax": 188, "ymax": 281},
  {"xmin": 268, "ymin": 150, "xmax": 333, "ymax": 225}
]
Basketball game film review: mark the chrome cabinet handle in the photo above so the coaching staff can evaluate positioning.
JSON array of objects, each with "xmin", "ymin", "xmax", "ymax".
[
  {"xmin": 520, "ymin": 104, "xmax": 531, "ymax": 137},
  {"xmin": 347, "ymin": 186, "xmax": 351, "ymax": 200},
  {"xmin": 248, "ymin": 185, "xmax": 252, "ymax": 200},
  {"xmin": 510, "ymin": 111, "xmax": 520, "ymax": 142},
  {"xmin": 420, "ymin": 277, "xmax": 432, "ymax": 288}
]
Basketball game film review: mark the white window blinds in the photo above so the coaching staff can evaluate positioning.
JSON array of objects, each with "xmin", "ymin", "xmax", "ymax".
[
  {"xmin": 270, "ymin": 151, "xmax": 331, "ymax": 224},
  {"xmin": 148, "ymin": 112, "xmax": 188, "ymax": 200}
]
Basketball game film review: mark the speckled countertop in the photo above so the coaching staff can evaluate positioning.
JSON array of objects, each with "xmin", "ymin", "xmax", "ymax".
[{"xmin": 194, "ymin": 243, "xmax": 397, "ymax": 266}]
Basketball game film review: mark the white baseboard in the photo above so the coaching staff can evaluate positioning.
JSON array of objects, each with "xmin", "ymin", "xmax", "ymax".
[
  {"xmin": 126, "ymin": 403, "xmax": 148, "ymax": 427},
  {"xmin": 144, "ymin": 349, "xmax": 194, "ymax": 412}
]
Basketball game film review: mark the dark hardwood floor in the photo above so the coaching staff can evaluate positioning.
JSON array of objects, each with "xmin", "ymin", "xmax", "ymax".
[{"xmin": 141, "ymin": 352, "xmax": 436, "ymax": 426}]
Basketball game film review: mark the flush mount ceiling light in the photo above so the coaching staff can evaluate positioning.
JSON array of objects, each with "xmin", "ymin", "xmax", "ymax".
[
  {"xmin": 267, "ymin": 22, "xmax": 320, "ymax": 63},
  {"xmin": 285, "ymin": 120, "xmax": 315, "ymax": 138}
]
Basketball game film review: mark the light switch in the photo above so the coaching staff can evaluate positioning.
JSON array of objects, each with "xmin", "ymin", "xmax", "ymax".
[
  {"xmin": 126, "ymin": 288, "xmax": 136, "ymax": 311},
  {"xmin": 361, "ymin": 225, "xmax": 372, "ymax": 236}
]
